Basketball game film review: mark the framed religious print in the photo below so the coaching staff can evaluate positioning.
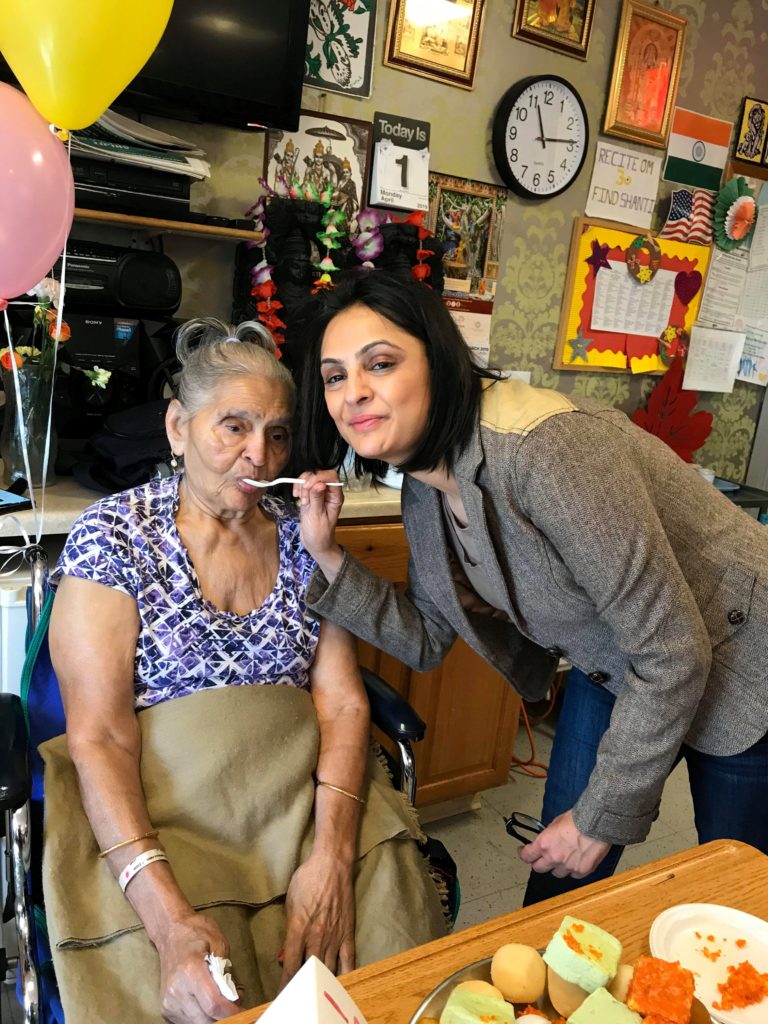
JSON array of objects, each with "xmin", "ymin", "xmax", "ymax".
[
  {"xmin": 511, "ymin": 0, "xmax": 596, "ymax": 61},
  {"xmin": 603, "ymin": 0, "xmax": 686, "ymax": 149},
  {"xmin": 304, "ymin": 0, "xmax": 377, "ymax": 99},
  {"xmin": 262, "ymin": 110, "xmax": 373, "ymax": 220},
  {"xmin": 427, "ymin": 172, "xmax": 508, "ymax": 299},
  {"xmin": 383, "ymin": 0, "xmax": 486, "ymax": 90},
  {"xmin": 735, "ymin": 96, "xmax": 768, "ymax": 165}
]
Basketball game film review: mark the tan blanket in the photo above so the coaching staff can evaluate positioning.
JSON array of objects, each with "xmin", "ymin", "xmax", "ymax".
[{"xmin": 41, "ymin": 685, "xmax": 447, "ymax": 1020}]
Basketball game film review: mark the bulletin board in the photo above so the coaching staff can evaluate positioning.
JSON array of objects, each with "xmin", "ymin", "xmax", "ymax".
[{"xmin": 554, "ymin": 216, "xmax": 712, "ymax": 374}]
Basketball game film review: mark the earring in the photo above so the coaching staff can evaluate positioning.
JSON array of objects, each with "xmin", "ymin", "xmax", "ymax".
[{"xmin": 170, "ymin": 453, "xmax": 179, "ymax": 471}]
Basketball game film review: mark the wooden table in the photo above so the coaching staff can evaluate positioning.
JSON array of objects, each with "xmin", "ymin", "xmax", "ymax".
[{"xmin": 223, "ymin": 840, "xmax": 768, "ymax": 1024}]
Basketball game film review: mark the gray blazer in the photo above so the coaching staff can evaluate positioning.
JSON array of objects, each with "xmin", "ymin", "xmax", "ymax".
[{"xmin": 307, "ymin": 379, "xmax": 768, "ymax": 846}]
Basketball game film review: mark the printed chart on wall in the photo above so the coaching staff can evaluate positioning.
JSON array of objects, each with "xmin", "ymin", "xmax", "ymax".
[{"xmin": 554, "ymin": 216, "xmax": 711, "ymax": 374}]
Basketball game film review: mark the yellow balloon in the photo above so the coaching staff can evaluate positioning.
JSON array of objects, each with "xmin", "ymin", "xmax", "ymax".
[{"xmin": 0, "ymin": 0, "xmax": 174, "ymax": 130}]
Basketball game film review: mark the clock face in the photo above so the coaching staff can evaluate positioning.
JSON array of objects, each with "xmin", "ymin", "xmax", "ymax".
[{"xmin": 492, "ymin": 76, "xmax": 589, "ymax": 199}]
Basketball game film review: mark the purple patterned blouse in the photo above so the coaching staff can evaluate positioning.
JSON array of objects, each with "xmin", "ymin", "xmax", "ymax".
[{"xmin": 52, "ymin": 475, "xmax": 320, "ymax": 709}]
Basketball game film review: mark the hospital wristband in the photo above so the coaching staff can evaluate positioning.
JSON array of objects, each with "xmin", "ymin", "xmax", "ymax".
[{"xmin": 118, "ymin": 848, "xmax": 169, "ymax": 893}]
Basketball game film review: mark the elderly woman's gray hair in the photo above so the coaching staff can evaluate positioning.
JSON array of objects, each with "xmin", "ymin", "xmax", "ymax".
[{"xmin": 174, "ymin": 317, "xmax": 295, "ymax": 415}]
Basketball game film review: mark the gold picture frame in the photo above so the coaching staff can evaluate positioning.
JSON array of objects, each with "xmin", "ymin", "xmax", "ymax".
[
  {"xmin": 511, "ymin": 0, "xmax": 596, "ymax": 61},
  {"xmin": 603, "ymin": 0, "xmax": 686, "ymax": 149},
  {"xmin": 384, "ymin": 0, "xmax": 486, "ymax": 91}
]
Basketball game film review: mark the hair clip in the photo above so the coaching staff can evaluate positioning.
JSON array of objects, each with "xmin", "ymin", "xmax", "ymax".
[{"xmin": 221, "ymin": 336, "xmax": 241, "ymax": 344}]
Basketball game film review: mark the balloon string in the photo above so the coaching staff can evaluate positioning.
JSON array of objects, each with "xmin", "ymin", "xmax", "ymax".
[
  {"xmin": 38, "ymin": 134, "xmax": 71, "ymax": 544},
  {"xmin": 2, "ymin": 308, "xmax": 39, "ymax": 539}
]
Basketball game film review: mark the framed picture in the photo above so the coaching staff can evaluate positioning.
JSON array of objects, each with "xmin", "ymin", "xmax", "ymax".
[
  {"xmin": 603, "ymin": 0, "xmax": 686, "ymax": 149},
  {"xmin": 511, "ymin": 0, "xmax": 596, "ymax": 61},
  {"xmin": 304, "ymin": 0, "xmax": 377, "ymax": 99},
  {"xmin": 262, "ymin": 110, "xmax": 373, "ymax": 220},
  {"xmin": 384, "ymin": 0, "xmax": 486, "ymax": 91},
  {"xmin": 426, "ymin": 172, "xmax": 508, "ymax": 299},
  {"xmin": 734, "ymin": 97, "xmax": 768, "ymax": 165}
]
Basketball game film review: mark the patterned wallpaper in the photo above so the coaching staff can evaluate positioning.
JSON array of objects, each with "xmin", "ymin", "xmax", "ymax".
[{"xmin": 160, "ymin": 0, "xmax": 768, "ymax": 480}]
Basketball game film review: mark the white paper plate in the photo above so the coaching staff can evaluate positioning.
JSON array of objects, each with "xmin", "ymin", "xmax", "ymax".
[{"xmin": 650, "ymin": 903, "xmax": 768, "ymax": 1024}]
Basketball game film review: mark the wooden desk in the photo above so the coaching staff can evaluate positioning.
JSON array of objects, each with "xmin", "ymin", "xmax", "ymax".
[{"xmin": 225, "ymin": 840, "xmax": 767, "ymax": 1024}]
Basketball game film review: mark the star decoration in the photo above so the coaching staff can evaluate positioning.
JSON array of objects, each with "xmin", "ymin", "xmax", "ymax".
[
  {"xmin": 568, "ymin": 329, "xmax": 592, "ymax": 363},
  {"xmin": 586, "ymin": 241, "xmax": 611, "ymax": 276}
]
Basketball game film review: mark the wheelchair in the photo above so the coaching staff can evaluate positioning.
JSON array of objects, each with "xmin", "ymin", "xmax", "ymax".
[{"xmin": 0, "ymin": 548, "xmax": 458, "ymax": 1024}]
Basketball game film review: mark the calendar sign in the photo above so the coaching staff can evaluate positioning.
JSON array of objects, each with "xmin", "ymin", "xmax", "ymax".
[{"xmin": 369, "ymin": 111, "xmax": 430, "ymax": 211}]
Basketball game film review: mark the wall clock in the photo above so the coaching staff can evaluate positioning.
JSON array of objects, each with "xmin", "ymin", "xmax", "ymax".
[{"xmin": 492, "ymin": 75, "xmax": 589, "ymax": 199}]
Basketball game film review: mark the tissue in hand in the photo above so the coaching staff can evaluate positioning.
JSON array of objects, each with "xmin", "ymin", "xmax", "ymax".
[{"xmin": 205, "ymin": 954, "xmax": 239, "ymax": 1001}]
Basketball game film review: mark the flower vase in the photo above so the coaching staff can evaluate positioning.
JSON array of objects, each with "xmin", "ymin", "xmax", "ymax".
[{"xmin": 1, "ymin": 362, "xmax": 58, "ymax": 488}]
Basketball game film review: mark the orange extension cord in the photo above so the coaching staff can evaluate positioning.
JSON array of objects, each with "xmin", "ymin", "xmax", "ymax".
[{"xmin": 510, "ymin": 675, "xmax": 563, "ymax": 779}]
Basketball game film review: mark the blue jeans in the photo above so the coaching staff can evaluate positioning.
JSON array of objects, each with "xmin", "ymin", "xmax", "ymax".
[{"xmin": 523, "ymin": 668, "xmax": 768, "ymax": 906}]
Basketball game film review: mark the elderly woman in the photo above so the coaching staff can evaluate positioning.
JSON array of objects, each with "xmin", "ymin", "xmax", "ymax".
[{"xmin": 43, "ymin": 317, "xmax": 446, "ymax": 1024}]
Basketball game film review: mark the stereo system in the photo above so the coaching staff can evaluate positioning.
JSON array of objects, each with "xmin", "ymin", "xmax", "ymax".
[
  {"xmin": 54, "ymin": 240, "xmax": 182, "ymax": 318},
  {"xmin": 71, "ymin": 155, "xmax": 192, "ymax": 221}
]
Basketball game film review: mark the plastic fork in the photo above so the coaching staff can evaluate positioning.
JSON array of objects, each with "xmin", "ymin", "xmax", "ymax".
[{"xmin": 241, "ymin": 477, "xmax": 344, "ymax": 487}]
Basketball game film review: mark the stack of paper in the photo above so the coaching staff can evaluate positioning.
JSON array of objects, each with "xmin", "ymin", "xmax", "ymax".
[{"xmin": 70, "ymin": 109, "xmax": 211, "ymax": 180}]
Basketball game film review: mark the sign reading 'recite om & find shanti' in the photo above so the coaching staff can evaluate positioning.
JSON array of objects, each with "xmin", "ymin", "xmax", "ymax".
[{"xmin": 585, "ymin": 140, "xmax": 662, "ymax": 230}]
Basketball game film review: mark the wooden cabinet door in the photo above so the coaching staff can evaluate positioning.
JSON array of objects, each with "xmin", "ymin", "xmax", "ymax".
[{"xmin": 336, "ymin": 522, "xmax": 520, "ymax": 806}]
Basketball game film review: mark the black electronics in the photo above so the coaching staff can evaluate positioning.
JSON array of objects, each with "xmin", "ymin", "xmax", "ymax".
[
  {"xmin": 71, "ymin": 155, "xmax": 191, "ymax": 220},
  {"xmin": 53, "ymin": 316, "xmax": 179, "ymax": 447},
  {"xmin": 0, "ymin": 1, "xmax": 310, "ymax": 131},
  {"xmin": 54, "ymin": 241, "xmax": 182, "ymax": 317},
  {"xmin": 118, "ymin": 0, "xmax": 310, "ymax": 131}
]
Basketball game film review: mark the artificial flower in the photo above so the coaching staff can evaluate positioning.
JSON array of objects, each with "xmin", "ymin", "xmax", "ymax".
[
  {"xmin": 79, "ymin": 366, "xmax": 112, "ymax": 389},
  {"xmin": 28, "ymin": 277, "xmax": 61, "ymax": 306},
  {"xmin": 311, "ymin": 273, "xmax": 335, "ymax": 293},
  {"xmin": 411, "ymin": 264, "xmax": 431, "ymax": 281},
  {"xmin": 316, "ymin": 256, "xmax": 339, "ymax": 273},
  {"xmin": 251, "ymin": 281, "xmax": 277, "ymax": 300},
  {"xmin": 15, "ymin": 346, "xmax": 42, "ymax": 359},
  {"xmin": 46, "ymin": 312, "xmax": 70, "ymax": 342},
  {"xmin": 356, "ymin": 209, "xmax": 385, "ymax": 233},
  {"xmin": 251, "ymin": 261, "xmax": 275, "ymax": 286},
  {"xmin": 0, "ymin": 348, "xmax": 23, "ymax": 371}
]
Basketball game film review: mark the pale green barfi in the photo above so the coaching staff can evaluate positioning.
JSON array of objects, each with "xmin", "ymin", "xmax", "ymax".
[
  {"xmin": 439, "ymin": 987, "xmax": 515, "ymax": 1024},
  {"xmin": 542, "ymin": 916, "xmax": 621, "ymax": 993},
  {"xmin": 567, "ymin": 987, "xmax": 642, "ymax": 1023}
]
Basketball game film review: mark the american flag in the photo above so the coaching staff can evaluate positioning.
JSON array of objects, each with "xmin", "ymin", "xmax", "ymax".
[{"xmin": 659, "ymin": 188, "xmax": 715, "ymax": 245}]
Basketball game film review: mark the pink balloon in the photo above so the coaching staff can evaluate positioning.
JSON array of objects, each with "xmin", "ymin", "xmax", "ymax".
[{"xmin": 0, "ymin": 83, "xmax": 74, "ymax": 300}]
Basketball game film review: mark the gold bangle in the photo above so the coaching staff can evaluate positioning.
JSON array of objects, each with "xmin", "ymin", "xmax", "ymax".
[
  {"xmin": 98, "ymin": 829, "xmax": 159, "ymax": 859},
  {"xmin": 315, "ymin": 780, "xmax": 366, "ymax": 806}
]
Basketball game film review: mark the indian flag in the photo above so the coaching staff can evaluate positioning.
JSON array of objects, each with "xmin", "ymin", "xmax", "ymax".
[{"xmin": 663, "ymin": 108, "xmax": 732, "ymax": 191}]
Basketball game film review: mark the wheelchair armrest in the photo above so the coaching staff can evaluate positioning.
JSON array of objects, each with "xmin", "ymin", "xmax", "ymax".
[
  {"xmin": 0, "ymin": 693, "xmax": 31, "ymax": 814},
  {"xmin": 361, "ymin": 668, "xmax": 425, "ymax": 744}
]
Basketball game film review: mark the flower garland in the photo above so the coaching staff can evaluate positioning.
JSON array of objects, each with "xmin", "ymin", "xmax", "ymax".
[
  {"xmin": 244, "ymin": 183, "xmax": 440, "ymax": 346},
  {"xmin": 244, "ymin": 194, "xmax": 288, "ymax": 354}
]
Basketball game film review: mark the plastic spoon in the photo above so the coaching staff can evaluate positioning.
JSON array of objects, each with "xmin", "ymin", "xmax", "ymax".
[{"xmin": 241, "ymin": 477, "xmax": 344, "ymax": 487}]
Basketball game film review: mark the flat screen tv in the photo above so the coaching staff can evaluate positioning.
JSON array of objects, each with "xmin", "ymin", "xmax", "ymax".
[{"xmin": 0, "ymin": 0, "xmax": 310, "ymax": 131}]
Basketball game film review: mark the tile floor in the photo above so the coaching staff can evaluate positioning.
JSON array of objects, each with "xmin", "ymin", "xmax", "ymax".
[
  {"xmin": 427, "ymin": 717, "xmax": 697, "ymax": 933},
  {"xmin": 1, "ymin": 719, "xmax": 698, "ymax": 1022}
]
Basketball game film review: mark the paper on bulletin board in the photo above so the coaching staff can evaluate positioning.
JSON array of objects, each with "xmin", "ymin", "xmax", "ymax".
[
  {"xmin": 558, "ymin": 220, "xmax": 711, "ymax": 374},
  {"xmin": 591, "ymin": 262, "xmax": 676, "ymax": 336},
  {"xmin": 736, "ymin": 331, "xmax": 768, "ymax": 386},
  {"xmin": 585, "ymin": 142, "xmax": 662, "ymax": 230},
  {"xmin": 682, "ymin": 325, "xmax": 746, "ymax": 393},
  {"xmin": 748, "ymin": 188, "xmax": 768, "ymax": 271},
  {"xmin": 697, "ymin": 247, "xmax": 749, "ymax": 330},
  {"xmin": 259, "ymin": 956, "xmax": 367, "ymax": 1024},
  {"xmin": 444, "ymin": 295, "xmax": 492, "ymax": 366}
]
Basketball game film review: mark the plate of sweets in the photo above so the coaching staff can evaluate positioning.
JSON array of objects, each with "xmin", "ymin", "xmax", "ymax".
[
  {"xmin": 411, "ymin": 915, "xmax": 714, "ymax": 1024},
  {"xmin": 650, "ymin": 903, "xmax": 768, "ymax": 1024}
]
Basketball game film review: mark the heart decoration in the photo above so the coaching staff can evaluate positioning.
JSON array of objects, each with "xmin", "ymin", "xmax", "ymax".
[{"xmin": 674, "ymin": 270, "xmax": 702, "ymax": 307}]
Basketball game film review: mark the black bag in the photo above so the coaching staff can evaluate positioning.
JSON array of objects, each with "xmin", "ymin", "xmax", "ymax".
[{"xmin": 73, "ymin": 400, "xmax": 172, "ymax": 494}]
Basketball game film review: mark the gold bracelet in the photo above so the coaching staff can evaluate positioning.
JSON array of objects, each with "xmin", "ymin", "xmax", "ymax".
[
  {"xmin": 98, "ymin": 829, "xmax": 159, "ymax": 859},
  {"xmin": 315, "ymin": 780, "xmax": 366, "ymax": 806}
]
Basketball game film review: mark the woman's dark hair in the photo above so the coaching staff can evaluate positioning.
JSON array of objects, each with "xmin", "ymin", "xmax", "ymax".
[{"xmin": 295, "ymin": 269, "xmax": 501, "ymax": 476}]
